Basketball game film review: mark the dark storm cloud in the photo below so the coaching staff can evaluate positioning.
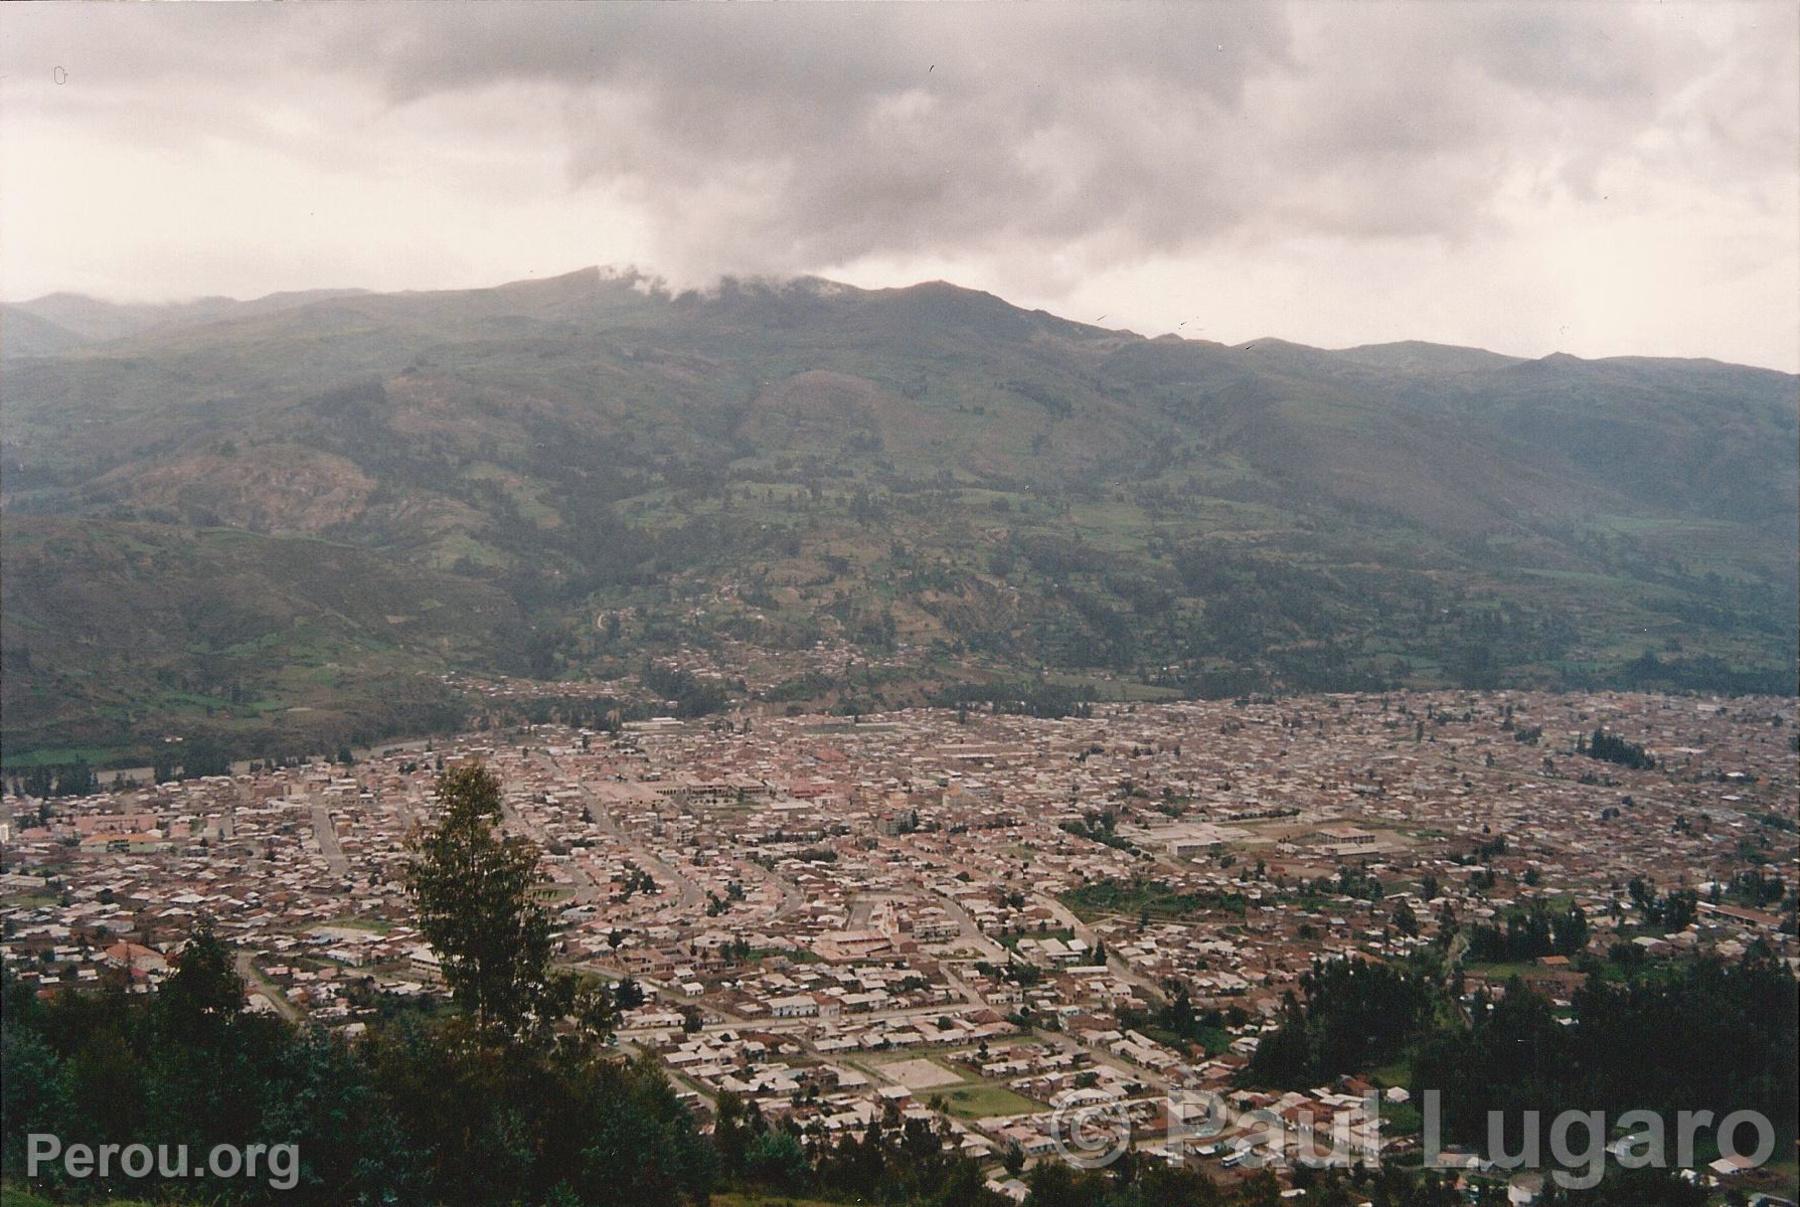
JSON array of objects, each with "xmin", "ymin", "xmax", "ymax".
[
  {"xmin": 334, "ymin": 4, "xmax": 1289, "ymax": 270},
  {"xmin": 315, "ymin": 3, "xmax": 1749, "ymax": 274},
  {"xmin": 3, "ymin": 2, "xmax": 1794, "ymax": 369},
  {"xmin": 6, "ymin": 3, "xmax": 1783, "ymax": 279}
]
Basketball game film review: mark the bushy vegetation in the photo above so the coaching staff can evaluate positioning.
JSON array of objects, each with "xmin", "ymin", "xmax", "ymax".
[
  {"xmin": 3, "ymin": 763, "xmax": 97, "ymax": 800},
  {"xmin": 1118, "ymin": 982, "xmax": 1239, "ymax": 1054},
  {"xmin": 1414, "ymin": 946, "xmax": 1798, "ymax": 1151},
  {"xmin": 928, "ymin": 682, "xmax": 1095, "ymax": 719},
  {"xmin": 1246, "ymin": 958, "xmax": 1438, "ymax": 1086},
  {"xmin": 1463, "ymin": 900, "xmax": 1589, "ymax": 963},
  {"xmin": 1059, "ymin": 809, "xmax": 1135, "ymax": 852},
  {"xmin": 1061, "ymin": 878, "xmax": 1246, "ymax": 922},
  {"xmin": 640, "ymin": 663, "xmax": 734, "ymax": 718},
  {"xmin": 1580, "ymin": 728, "xmax": 1655, "ymax": 771}
]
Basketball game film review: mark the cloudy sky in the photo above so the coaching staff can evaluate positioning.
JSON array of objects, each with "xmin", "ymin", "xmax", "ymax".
[{"xmin": 2, "ymin": 3, "xmax": 1796, "ymax": 369}]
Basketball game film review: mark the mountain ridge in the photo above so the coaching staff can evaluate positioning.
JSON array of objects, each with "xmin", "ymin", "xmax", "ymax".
[
  {"xmin": 3, "ymin": 268, "xmax": 1794, "ymax": 764},
  {"xmin": 11, "ymin": 266, "xmax": 1796, "ymax": 373}
]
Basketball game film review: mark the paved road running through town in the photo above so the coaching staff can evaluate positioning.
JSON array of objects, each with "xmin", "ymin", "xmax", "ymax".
[{"xmin": 309, "ymin": 803, "xmax": 349, "ymax": 876}]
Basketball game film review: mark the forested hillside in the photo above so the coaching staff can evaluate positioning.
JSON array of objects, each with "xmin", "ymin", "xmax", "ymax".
[{"xmin": 4, "ymin": 269, "xmax": 1795, "ymax": 763}]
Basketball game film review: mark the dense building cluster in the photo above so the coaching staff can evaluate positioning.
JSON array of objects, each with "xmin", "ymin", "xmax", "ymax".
[{"xmin": 4, "ymin": 691, "xmax": 1795, "ymax": 1202}]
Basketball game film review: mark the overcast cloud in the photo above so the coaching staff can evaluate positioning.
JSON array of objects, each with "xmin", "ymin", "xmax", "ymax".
[{"xmin": 1, "ymin": 3, "xmax": 1795, "ymax": 369}]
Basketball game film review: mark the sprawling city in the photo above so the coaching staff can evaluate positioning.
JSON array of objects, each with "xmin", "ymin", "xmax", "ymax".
[
  {"xmin": 4, "ymin": 685, "xmax": 1795, "ymax": 1203},
  {"xmin": 2, "ymin": 4, "xmax": 1797, "ymax": 1207}
]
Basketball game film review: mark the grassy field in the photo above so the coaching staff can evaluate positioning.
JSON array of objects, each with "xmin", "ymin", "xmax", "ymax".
[
  {"xmin": 852, "ymin": 1052, "xmax": 1044, "ymax": 1120},
  {"xmin": 1370, "ymin": 1059, "xmax": 1411, "ymax": 1089},
  {"xmin": 0, "ymin": 746, "xmax": 121, "ymax": 769},
  {"xmin": 934, "ymin": 1080, "xmax": 1043, "ymax": 1120},
  {"xmin": 3, "ymin": 1190, "xmax": 155, "ymax": 1207},
  {"xmin": 999, "ymin": 927, "xmax": 1076, "ymax": 950}
]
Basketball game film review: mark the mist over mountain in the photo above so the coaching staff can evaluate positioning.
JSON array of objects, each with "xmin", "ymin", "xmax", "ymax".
[{"xmin": 3, "ymin": 268, "xmax": 1795, "ymax": 762}]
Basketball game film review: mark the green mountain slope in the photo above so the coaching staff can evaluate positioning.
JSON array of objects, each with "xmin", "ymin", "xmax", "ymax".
[
  {"xmin": 1, "ymin": 517, "xmax": 522, "ymax": 761},
  {"xmin": 2, "ymin": 268, "xmax": 1794, "ymax": 761}
]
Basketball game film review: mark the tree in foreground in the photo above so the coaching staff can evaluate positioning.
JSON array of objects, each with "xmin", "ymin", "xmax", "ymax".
[{"xmin": 403, "ymin": 762, "xmax": 557, "ymax": 1037}]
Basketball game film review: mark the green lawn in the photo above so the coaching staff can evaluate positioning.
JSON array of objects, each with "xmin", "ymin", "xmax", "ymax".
[
  {"xmin": 4, "ymin": 1188, "xmax": 156, "ymax": 1207},
  {"xmin": 851, "ymin": 1053, "xmax": 1044, "ymax": 1120},
  {"xmin": 1382, "ymin": 1101, "xmax": 1423, "ymax": 1136},
  {"xmin": 934, "ymin": 1081, "xmax": 1043, "ymax": 1120},
  {"xmin": 0, "ymin": 746, "xmax": 120, "ymax": 769},
  {"xmin": 1370, "ymin": 1059, "xmax": 1411, "ymax": 1089}
]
